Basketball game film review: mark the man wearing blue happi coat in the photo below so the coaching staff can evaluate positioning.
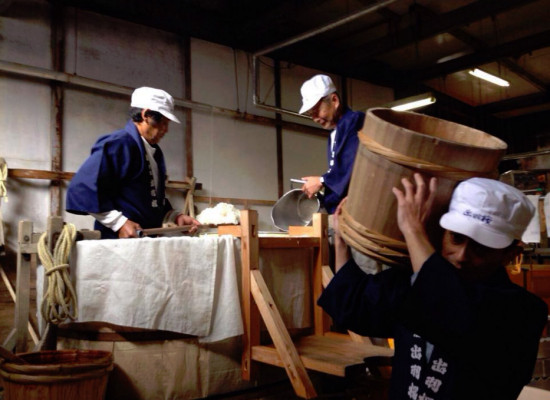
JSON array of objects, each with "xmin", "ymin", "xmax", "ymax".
[
  {"xmin": 66, "ymin": 87, "xmax": 199, "ymax": 239},
  {"xmin": 297, "ymin": 74, "xmax": 364, "ymax": 215}
]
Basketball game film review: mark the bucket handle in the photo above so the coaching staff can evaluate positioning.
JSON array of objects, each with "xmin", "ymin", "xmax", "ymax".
[{"xmin": 290, "ymin": 178, "xmax": 305, "ymax": 189}]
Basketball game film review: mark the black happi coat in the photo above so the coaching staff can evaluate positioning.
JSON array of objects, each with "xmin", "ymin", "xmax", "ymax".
[{"xmin": 318, "ymin": 253, "xmax": 548, "ymax": 400}]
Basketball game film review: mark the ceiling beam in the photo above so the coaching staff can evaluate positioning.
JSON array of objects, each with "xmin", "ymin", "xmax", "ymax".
[
  {"xmin": 477, "ymin": 92, "xmax": 550, "ymax": 114},
  {"xmin": 414, "ymin": 3, "xmax": 548, "ymax": 92},
  {"xmin": 340, "ymin": 0, "xmax": 535, "ymax": 64},
  {"xmin": 406, "ymin": 29, "xmax": 550, "ymax": 82},
  {"xmin": 235, "ymin": 0, "xmax": 332, "ymax": 49}
]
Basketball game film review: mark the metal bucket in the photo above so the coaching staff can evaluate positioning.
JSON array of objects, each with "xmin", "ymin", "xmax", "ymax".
[{"xmin": 271, "ymin": 179, "xmax": 320, "ymax": 231}]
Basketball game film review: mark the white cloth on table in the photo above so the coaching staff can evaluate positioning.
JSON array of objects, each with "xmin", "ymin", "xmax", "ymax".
[
  {"xmin": 38, "ymin": 234, "xmax": 313, "ymax": 343},
  {"xmin": 68, "ymin": 235, "xmax": 242, "ymax": 343},
  {"xmin": 254, "ymin": 246, "xmax": 312, "ymax": 329}
]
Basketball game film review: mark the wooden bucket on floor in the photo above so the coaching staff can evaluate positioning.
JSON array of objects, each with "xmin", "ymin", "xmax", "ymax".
[
  {"xmin": 0, "ymin": 349, "xmax": 113, "ymax": 400},
  {"xmin": 341, "ymin": 108, "xmax": 507, "ymax": 266}
]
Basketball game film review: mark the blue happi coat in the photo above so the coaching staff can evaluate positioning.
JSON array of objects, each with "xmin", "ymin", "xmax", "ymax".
[
  {"xmin": 318, "ymin": 253, "xmax": 547, "ymax": 400},
  {"xmin": 321, "ymin": 107, "xmax": 364, "ymax": 214},
  {"xmin": 66, "ymin": 120, "xmax": 172, "ymax": 239}
]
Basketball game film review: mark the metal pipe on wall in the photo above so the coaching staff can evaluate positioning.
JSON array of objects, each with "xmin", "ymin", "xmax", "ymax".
[{"xmin": 0, "ymin": 59, "xmax": 326, "ymax": 137}]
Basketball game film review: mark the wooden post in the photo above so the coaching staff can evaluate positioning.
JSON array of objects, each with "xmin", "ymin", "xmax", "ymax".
[
  {"xmin": 239, "ymin": 210, "xmax": 260, "ymax": 381},
  {"xmin": 250, "ymin": 269, "xmax": 317, "ymax": 399},
  {"xmin": 2, "ymin": 221, "xmax": 34, "ymax": 353},
  {"xmin": 312, "ymin": 213, "xmax": 330, "ymax": 335},
  {"xmin": 183, "ymin": 176, "xmax": 197, "ymax": 218}
]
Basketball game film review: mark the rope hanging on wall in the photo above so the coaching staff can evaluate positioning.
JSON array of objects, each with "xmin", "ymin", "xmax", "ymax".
[
  {"xmin": 0, "ymin": 158, "xmax": 7, "ymax": 251},
  {"xmin": 0, "ymin": 158, "xmax": 8, "ymax": 203},
  {"xmin": 38, "ymin": 223, "xmax": 78, "ymax": 324}
]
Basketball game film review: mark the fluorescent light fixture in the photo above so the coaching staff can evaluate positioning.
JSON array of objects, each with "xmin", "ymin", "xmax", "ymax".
[
  {"xmin": 389, "ymin": 93, "xmax": 436, "ymax": 111},
  {"xmin": 469, "ymin": 68, "xmax": 510, "ymax": 87}
]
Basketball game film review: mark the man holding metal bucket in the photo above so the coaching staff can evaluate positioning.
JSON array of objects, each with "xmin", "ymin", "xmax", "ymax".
[
  {"xmin": 319, "ymin": 174, "xmax": 548, "ymax": 399},
  {"xmin": 298, "ymin": 74, "xmax": 363, "ymax": 215},
  {"xmin": 298, "ymin": 74, "xmax": 381, "ymax": 274}
]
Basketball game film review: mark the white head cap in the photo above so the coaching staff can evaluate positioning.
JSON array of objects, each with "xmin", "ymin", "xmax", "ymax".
[
  {"xmin": 131, "ymin": 87, "xmax": 180, "ymax": 124},
  {"xmin": 439, "ymin": 178, "xmax": 535, "ymax": 249},
  {"xmin": 299, "ymin": 75, "xmax": 337, "ymax": 114}
]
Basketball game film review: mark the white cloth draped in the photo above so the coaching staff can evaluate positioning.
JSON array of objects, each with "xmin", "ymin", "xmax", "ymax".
[
  {"xmin": 69, "ymin": 235, "xmax": 243, "ymax": 343},
  {"xmin": 38, "ymin": 234, "xmax": 313, "ymax": 344}
]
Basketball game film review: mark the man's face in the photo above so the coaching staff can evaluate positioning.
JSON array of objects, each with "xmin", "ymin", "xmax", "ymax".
[
  {"xmin": 306, "ymin": 94, "xmax": 340, "ymax": 130},
  {"xmin": 441, "ymin": 230, "xmax": 518, "ymax": 281},
  {"xmin": 141, "ymin": 111, "xmax": 170, "ymax": 145}
]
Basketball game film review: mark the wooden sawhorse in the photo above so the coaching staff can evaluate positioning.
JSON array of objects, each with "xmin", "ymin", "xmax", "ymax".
[
  {"xmin": 219, "ymin": 210, "xmax": 394, "ymax": 398},
  {"xmin": 2, "ymin": 216, "xmax": 99, "ymax": 354}
]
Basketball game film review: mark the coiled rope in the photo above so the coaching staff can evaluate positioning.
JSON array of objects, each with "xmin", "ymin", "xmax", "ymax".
[{"xmin": 38, "ymin": 223, "xmax": 78, "ymax": 324}]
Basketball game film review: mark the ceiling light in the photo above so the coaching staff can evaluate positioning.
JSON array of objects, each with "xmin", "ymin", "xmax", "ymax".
[
  {"xmin": 468, "ymin": 68, "xmax": 510, "ymax": 87},
  {"xmin": 389, "ymin": 93, "xmax": 436, "ymax": 112}
]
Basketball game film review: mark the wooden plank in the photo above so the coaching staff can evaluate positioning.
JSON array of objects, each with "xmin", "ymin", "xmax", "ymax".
[
  {"xmin": 217, "ymin": 225, "xmax": 242, "ymax": 237},
  {"xmin": 239, "ymin": 210, "xmax": 260, "ymax": 382},
  {"xmin": 252, "ymin": 335, "xmax": 394, "ymax": 377},
  {"xmin": 288, "ymin": 226, "xmax": 314, "ymax": 236},
  {"xmin": 182, "ymin": 176, "xmax": 196, "ymax": 218},
  {"xmin": 8, "ymin": 168, "xmax": 202, "ymax": 190},
  {"xmin": 18, "ymin": 243, "xmax": 37, "ymax": 254},
  {"xmin": 259, "ymin": 237, "xmax": 319, "ymax": 249},
  {"xmin": 166, "ymin": 179, "xmax": 202, "ymax": 191},
  {"xmin": 194, "ymin": 195, "xmax": 275, "ymax": 207},
  {"xmin": 8, "ymin": 168, "xmax": 74, "ymax": 181},
  {"xmin": 312, "ymin": 213, "xmax": 330, "ymax": 335},
  {"xmin": 0, "ymin": 266, "xmax": 39, "ymax": 345},
  {"xmin": 13, "ymin": 220, "xmax": 33, "ymax": 352},
  {"xmin": 250, "ymin": 269, "xmax": 317, "ymax": 399},
  {"xmin": 183, "ymin": 35, "xmax": 194, "ymax": 179}
]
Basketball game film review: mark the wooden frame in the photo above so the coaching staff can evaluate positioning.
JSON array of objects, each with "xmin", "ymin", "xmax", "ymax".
[
  {"xmin": 219, "ymin": 210, "xmax": 394, "ymax": 399},
  {"xmin": 5, "ymin": 211, "xmax": 393, "ymax": 397},
  {"xmin": 3, "ymin": 217, "xmax": 100, "ymax": 354}
]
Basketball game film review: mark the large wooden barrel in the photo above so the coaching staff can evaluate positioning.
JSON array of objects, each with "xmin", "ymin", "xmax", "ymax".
[
  {"xmin": 340, "ymin": 108, "xmax": 507, "ymax": 266},
  {"xmin": 0, "ymin": 349, "xmax": 113, "ymax": 400}
]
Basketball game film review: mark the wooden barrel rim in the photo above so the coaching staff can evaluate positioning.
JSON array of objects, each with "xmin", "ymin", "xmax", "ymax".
[
  {"xmin": 358, "ymin": 132, "xmax": 497, "ymax": 180},
  {"xmin": 367, "ymin": 108, "xmax": 508, "ymax": 150}
]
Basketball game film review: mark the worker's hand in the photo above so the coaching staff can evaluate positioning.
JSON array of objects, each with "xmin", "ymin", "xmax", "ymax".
[
  {"xmin": 392, "ymin": 173, "xmax": 437, "ymax": 272},
  {"xmin": 118, "ymin": 219, "xmax": 142, "ymax": 238},
  {"xmin": 301, "ymin": 176, "xmax": 323, "ymax": 198},
  {"xmin": 175, "ymin": 214, "xmax": 201, "ymax": 234},
  {"xmin": 392, "ymin": 173, "xmax": 437, "ymax": 236}
]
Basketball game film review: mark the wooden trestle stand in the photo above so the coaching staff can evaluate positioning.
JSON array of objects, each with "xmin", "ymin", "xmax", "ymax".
[
  {"xmin": 219, "ymin": 210, "xmax": 394, "ymax": 399},
  {"xmin": 5, "ymin": 211, "xmax": 393, "ymax": 398},
  {"xmin": 3, "ymin": 216, "xmax": 99, "ymax": 354}
]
